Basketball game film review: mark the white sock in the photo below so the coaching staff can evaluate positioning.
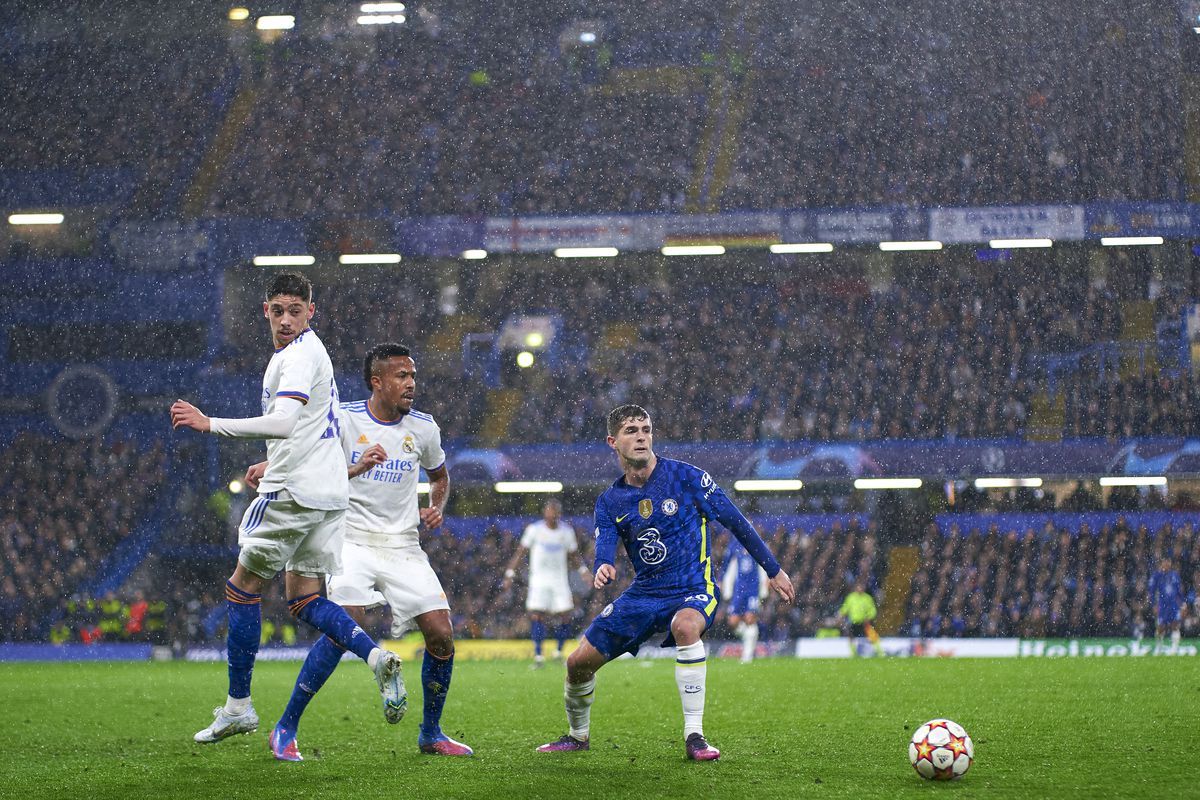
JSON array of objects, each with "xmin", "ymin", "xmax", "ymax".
[
  {"xmin": 224, "ymin": 695, "xmax": 251, "ymax": 715},
  {"xmin": 367, "ymin": 647, "xmax": 383, "ymax": 670},
  {"xmin": 565, "ymin": 677, "xmax": 595, "ymax": 740},
  {"xmin": 675, "ymin": 641, "xmax": 707, "ymax": 738},
  {"xmin": 741, "ymin": 623, "xmax": 758, "ymax": 663},
  {"xmin": 1171, "ymin": 630, "xmax": 1181, "ymax": 649}
]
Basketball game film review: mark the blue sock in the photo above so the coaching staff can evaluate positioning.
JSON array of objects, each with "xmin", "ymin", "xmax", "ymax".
[
  {"xmin": 278, "ymin": 636, "xmax": 344, "ymax": 733},
  {"xmin": 288, "ymin": 594, "xmax": 378, "ymax": 662},
  {"xmin": 420, "ymin": 650, "xmax": 455, "ymax": 740},
  {"xmin": 531, "ymin": 619, "xmax": 546, "ymax": 656},
  {"xmin": 555, "ymin": 623, "xmax": 571, "ymax": 652},
  {"xmin": 225, "ymin": 581, "xmax": 261, "ymax": 699}
]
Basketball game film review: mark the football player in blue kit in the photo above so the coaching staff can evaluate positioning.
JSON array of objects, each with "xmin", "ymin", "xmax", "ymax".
[
  {"xmin": 537, "ymin": 405, "xmax": 795, "ymax": 761},
  {"xmin": 722, "ymin": 537, "xmax": 768, "ymax": 664},
  {"xmin": 1149, "ymin": 557, "xmax": 1185, "ymax": 652}
]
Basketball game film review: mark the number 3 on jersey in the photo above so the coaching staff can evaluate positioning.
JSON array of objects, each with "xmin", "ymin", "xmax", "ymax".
[
  {"xmin": 320, "ymin": 381, "xmax": 341, "ymax": 440},
  {"xmin": 637, "ymin": 528, "xmax": 668, "ymax": 565}
]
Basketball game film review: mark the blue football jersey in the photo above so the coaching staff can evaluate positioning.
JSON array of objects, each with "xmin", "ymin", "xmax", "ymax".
[
  {"xmin": 1149, "ymin": 569, "xmax": 1183, "ymax": 612},
  {"xmin": 594, "ymin": 457, "xmax": 780, "ymax": 597},
  {"xmin": 726, "ymin": 539, "xmax": 761, "ymax": 599}
]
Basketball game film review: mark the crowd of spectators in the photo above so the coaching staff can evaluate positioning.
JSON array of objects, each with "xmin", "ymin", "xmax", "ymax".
[
  {"xmin": 495, "ymin": 261, "xmax": 1156, "ymax": 444},
  {"xmin": 725, "ymin": 0, "xmax": 1181, "ymax": 210},
  {"xmin": 214, "ymin": 254, "xmax": 1199, "ymax": 445},
  {"xmin": 905, "ymin": 519, "xmax": 1199, "ymax": 639},
  {"xmin": 203, "ymin": 0, "xmax": 1181, "ymax": 218},
  {"xmin": 0, "ymin": 35, "xmax": 230, "ymax": 188},
  {"xmin": 0, "ymin": 433, "xmax": 167, "ymax": 641},
  {"xmin": 4, "ymin": 2, "xmax": 1176, "ymax": 218}
]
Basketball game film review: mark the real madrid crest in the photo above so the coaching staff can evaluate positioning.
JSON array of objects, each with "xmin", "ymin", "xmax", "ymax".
[
  {"xmin": 638, "ymin": 498, "xmax": 653, "ymax": 518},
  {"xmin": 402, "ymin": 434, "xmax": 416, "ymax": 454},
  {"xmin": 662, "ymin": 498, "xmax": 678, "ymax": 515}
]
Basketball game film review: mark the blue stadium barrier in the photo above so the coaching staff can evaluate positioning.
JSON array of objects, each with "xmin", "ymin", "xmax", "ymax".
[{"xmin": 0, "ymin": 643, "xmax": 152, "ymax": 662}]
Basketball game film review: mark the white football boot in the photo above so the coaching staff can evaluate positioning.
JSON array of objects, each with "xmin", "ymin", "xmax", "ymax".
[{"xmin": 194, "ymin": 704, "xmax": 259, "ymax": 743}]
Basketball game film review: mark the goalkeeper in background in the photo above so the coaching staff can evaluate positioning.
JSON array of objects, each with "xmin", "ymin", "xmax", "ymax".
[{"xmin": 839, "ymin": 580, "xmax": 883, "ymax": 657}]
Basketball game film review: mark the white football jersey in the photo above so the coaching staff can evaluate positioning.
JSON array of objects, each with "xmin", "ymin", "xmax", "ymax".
[
  {"xmin": 338, "ymin": 400, "xmax": 446, "ymax": 545},
  {"xmin": 521, "ymin": 521, "xmax": 578, "ymax": 586},
  {"xmin": 256, "ymin": 328, "xmax": 349, "ymax": 511}
]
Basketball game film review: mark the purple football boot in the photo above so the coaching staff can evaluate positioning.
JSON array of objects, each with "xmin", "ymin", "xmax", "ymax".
[
  {"xmin": 536, "ymin": 734, "xmax": 590, "ymax": 753},
  {"xmin": 685, "ymin": 733, "xmax": 720, "ymax": 761},
  {"xmin": 269, "ymin": 727, "xmax": 303, "ymax": 762},
  {"xmin": 419, "ymin": 733, "xmax": 474, "ymax": 756}
]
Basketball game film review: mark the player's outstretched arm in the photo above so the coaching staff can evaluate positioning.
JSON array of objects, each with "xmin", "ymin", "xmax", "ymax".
[
  {"xmin": 768, "ymin": 569, "xmax": 795, "ymax": 603},
  {"xmin": 175, "ymin": 396, "xmax": 305, "ymax": 439},
  {"xmin": 594, "ymin": 563, "xmax": 617, "ymax": 589}
]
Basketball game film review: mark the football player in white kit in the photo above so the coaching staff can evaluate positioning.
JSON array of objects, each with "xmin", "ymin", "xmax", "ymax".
[
  {"xmin": 253, "ymin": 342, "xmax": 472, "ymax": 758},
  {"xmin": 503, "ymin": 500, "xmax": 590, "ymax": 667},
  {"xmin": 170, "ymin": 272, "xmax": 405, "ymax": 759}
]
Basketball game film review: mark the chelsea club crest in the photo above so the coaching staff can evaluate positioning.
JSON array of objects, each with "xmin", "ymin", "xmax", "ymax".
[{"xmin": 661, "ymin": 498, "xmax": 678, "ymax": 515}]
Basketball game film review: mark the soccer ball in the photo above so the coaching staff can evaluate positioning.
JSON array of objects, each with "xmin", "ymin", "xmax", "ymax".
[{"xmin": 908, "ymin": 718, "xmax": 973, "ymax": 780}]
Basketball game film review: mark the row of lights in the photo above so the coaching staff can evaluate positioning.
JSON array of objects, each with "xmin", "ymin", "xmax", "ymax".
[
  {"xmin": 731, "ymin": 476, "xmax": 1169, "ymax": 492},
  {"xmin": 245, "ymin": 235, "xmax": 1167, "ymax": 266},
  {"xmin": 229, "ymin": 5, "xmax": 405, "ymax": 28},
  {"xmin": 4, "ymin": 214, "xmax": 1171, "ymax": 252},
  {"xmin": 229, "ymin": 475, "xmax": 1170, "ymax": 495}
]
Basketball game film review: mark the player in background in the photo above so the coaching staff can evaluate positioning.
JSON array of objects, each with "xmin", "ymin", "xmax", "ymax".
[
  {"xmin": 170, "ymin": 272, "xmax": 404, "ymax": 748},
  {"xmin": 502, "ymin": 499, "xmax": 591, "ymax": 667},
  {"xmin": 247, "ymin": 343, "xmax": 472, "ymax": 760},
  {"xmin": 1148, "ymin": 557, "xmax": 1184, "ymax": 652},
  {"xmin": 721, "ymin": 537, "xmax": 768, "ymax": 664},
  {"xmin": 537, "ymin": 405, "xmax": 795, "ymax": 761},
  {"xmin": 838, "ymin": 580, "xmax": 883, "ymax": 657}
]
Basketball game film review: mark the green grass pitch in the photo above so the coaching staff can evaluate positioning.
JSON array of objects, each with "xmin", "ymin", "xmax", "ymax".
[{"xmin": 2, "ymin": 656, "xmax": 1196, "ymax": 799}]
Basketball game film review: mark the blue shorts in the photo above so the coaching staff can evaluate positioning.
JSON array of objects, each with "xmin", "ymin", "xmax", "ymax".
[
  {"xmin": 726, "ymin": 587, "xmax": 760, "ymax": 617},
  {"xmin": 584, "ymin": 585, "xmax": 720, "ymax": 659},
  {"xmin": 1157, "ymin": 604, "xmax": 1181, "ymax": 626}
]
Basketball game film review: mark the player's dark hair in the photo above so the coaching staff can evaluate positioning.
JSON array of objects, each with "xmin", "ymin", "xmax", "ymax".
[
  {"xmin": 265, "ymin": 271, "xmax": 313, "ymax": 303},
  {"xmin": 607, "ymin": 404, "xmax": 650, "ymax": 437},
  {"xmin": 363, "ymin": 342, "xmax": 413, "ymax": 390}
]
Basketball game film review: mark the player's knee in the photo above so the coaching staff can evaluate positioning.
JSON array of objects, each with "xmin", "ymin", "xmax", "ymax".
[
  {"xmin": 425, "ymin": 628, "xmax": 454, "ymax": 658},
  {"xmin": 670, "ymin": 613, "xmax": 706, "ymax": 645}
]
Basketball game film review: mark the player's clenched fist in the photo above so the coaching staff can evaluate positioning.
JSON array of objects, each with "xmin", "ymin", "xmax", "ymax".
[
  {"xmin": 594, "ymin": 563, "xmax": 616, "ymax": 589},
  {"xmin": 244, "ymin": 460, "xmax": 268, "ymax": 490},
  {"xmin": 348, "ymin": 443, "xmax": 387, "ymax": 478},
  {"xmin": 171, "ymin": 399, "xmax": 210, "ymax": 432}
]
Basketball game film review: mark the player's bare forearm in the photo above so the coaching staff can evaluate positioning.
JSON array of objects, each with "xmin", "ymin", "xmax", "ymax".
[
  {"xmin": 169, "ymin": 399, "xmax": 211, "ymax": 433},
  {"xmin": 421, "ymin": 465, "xmax": 449, "ymax": 529}
]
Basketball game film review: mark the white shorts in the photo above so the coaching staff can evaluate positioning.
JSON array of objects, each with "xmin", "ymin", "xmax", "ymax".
[
  {"xmin": 526, "ymin": 580, "xmax": 573, "ymax": 614},
  {"xmin": 237, "ymin": 490, "xmax": 344, "ymax": 580},
  {"xmin": 327, "ymin": 539, "xmax": 450, "ymax": 637}
]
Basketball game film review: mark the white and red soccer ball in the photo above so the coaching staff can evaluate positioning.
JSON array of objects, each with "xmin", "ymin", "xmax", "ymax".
[{"xmin": 909, "ymin": 718, "xmax": 973, "ymax": 780}]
